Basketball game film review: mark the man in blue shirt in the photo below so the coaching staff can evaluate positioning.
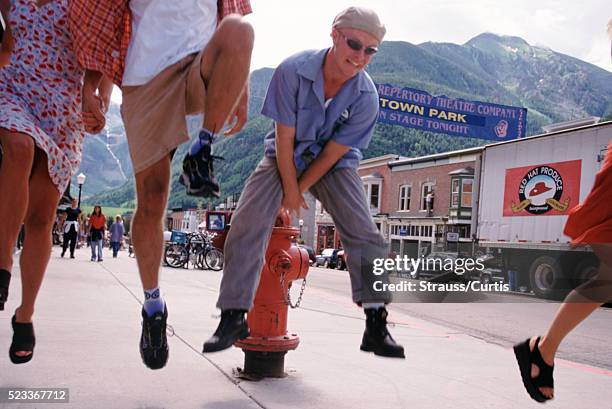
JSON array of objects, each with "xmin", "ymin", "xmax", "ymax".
[{"xmin": 204, "ymin": 6, "xmax": 404, "ymax": 359}]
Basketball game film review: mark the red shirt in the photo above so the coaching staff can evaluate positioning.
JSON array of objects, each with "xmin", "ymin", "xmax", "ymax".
[
  {"xmin": 89, "ymin": 214, "xmax": 106, "ymax": 230},
  {"xmin": 68, "ymin": 0, "xmax": 252, "ymax": 86}
]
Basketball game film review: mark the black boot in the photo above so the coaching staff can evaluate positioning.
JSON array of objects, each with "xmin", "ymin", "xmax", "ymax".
[
  {"xmin": 202, "ymin": 309, "xmax": 249, "ymax": 353},
  {"xmin": 360, "ymin": 307, "xmax": 405, "ymax": 358}
]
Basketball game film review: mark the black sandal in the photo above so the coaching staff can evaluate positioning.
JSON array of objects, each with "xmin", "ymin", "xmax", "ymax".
[
  {"xmin": 513, "ymin": 336, "xmax": 554, "ymax": 402},
  {"xmin": 0, "ymin": 269, "xmax": 10, "ymax": 311},
  {"xmin": 9, "ymin": 315, "xmax": 35, "ymax": 364}
]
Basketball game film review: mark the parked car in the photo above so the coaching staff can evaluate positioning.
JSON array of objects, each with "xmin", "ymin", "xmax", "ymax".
[
  {"xmin": 298, "ymin": 245, "xmax": 316, "ymax": 265},
  {"xmin": 336, "ymin": 250, "xmax": 346, "ymax": 270},
  {"xmin": 413, "ymin": 252, "xmax": 470, "ymax": 283},
  {"xmin": 314, "ymin": 248, "xmax": 339, "ymax": 268}
]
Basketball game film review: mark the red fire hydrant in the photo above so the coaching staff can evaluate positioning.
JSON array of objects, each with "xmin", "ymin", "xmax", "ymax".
[{"xmin": 234, "ymin": 213, "xmax": 310, "ymax": 378}]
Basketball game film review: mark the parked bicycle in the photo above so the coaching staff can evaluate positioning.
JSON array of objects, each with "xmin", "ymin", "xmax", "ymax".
[{"xmin": 164, "ymin": 231, "xmax": 223, "ymax": 271}]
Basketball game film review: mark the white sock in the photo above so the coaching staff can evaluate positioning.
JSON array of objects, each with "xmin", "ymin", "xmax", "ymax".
[
  {"xmin": 362, "ymin": 302, "xmax": 385, "ymax": 310},
  {"xmin": 143, "ymin": 287, "xmax": 165, "ymax": 316}
]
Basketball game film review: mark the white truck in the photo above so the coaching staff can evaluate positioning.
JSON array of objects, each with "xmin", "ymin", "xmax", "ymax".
[{"xmin": 473, "ymin": 121, "xmax": 611, "ymax": 299}]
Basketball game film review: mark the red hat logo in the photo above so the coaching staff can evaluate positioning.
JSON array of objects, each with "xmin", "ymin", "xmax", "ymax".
[{"xmin": 529, "ymin": 181, "xmax": 552, "ymax": 196}]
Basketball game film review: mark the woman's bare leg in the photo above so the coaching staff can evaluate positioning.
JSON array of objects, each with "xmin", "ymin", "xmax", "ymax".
[
  {"xmin": 531, "ymin": 244, "xmax": 612, "ymax": 398},
  {"xmin": 0, "ymin": 129, "xmax": 35, "ymax": 272},
  {"xmin": 13, "ymin": 148, "xmax": 61, "ymax": 357}
]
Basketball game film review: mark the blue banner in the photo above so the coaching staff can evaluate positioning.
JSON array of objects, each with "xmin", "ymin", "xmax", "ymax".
[{"xmin": 376, "ymin": 84, "xmax": 528, "ymax": 141}]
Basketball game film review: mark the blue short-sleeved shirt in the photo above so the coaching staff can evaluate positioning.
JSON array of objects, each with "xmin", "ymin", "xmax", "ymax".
[{"xmin": 261, "ymin": 48, "xmax": 380, "ymax": 172}]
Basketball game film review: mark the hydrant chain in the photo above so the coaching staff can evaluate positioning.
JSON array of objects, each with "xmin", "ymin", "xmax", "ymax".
[{"xmin": 280, "ymin": 273, "xmax": 307, "ymax": 309}]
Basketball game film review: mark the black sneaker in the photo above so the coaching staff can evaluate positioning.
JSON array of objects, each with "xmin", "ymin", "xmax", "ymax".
[
  {"xmin": 179, "ymin": 130, "xmax": 222, "ymax": 198},
  {"xmin": 202, "ymin": 309, "xmax": 249, "ymax": 353},
  {"xmin": 140, "ymin": 306, "xmax": 169, "ymax": 370}
]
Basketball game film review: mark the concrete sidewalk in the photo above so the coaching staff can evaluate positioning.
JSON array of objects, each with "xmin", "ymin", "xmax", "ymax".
[{"xmin": 1, "ymin": 246, "xmax": 611, "ymax": 409}]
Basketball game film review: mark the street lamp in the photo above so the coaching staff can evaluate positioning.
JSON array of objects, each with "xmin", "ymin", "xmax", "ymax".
[{"xmin": 77, "ymin": 172, "xmax": 86, "ymax": 208}]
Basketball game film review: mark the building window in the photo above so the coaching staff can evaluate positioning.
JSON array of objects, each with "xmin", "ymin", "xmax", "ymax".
[
  {"xmin": 398, "ymin": 185, "xmax": 411, "ymax": 211},
  {"xmin": 451, "ymin": 179, "xmax": 460, "ymax": 208},
  {"xmin": 421, "ymin": 182, "xmax": 434, "ymax": 211},
  {"xmin": 363, "ymin": 182, "xmax": 382, "ymax": 214},
  {"xmin": 370, "ymin": 184, "xmax": 380, "ymax": 211},
  {"xmin": 448, "ymin": 224, "xmax": 472, "ymax": 239},
  {"xmin": 462, "ymin": 179, "xmax": 473, "ymax": 208}
]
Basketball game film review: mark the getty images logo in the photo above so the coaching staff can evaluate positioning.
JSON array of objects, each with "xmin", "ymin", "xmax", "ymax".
[{"xmin": 373, "ymin": 255, "xmax": 485, "ymax": 276}]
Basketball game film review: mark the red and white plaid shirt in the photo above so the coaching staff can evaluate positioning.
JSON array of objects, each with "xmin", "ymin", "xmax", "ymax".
[{"xmin": 68, "ymin": 0, "xmax": 252, "ymax": 86}]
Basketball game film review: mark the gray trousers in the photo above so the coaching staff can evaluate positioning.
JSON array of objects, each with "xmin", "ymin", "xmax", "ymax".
[{"xmin": 217, "ymin": 157, "xmax": 391, "ymax": 310}]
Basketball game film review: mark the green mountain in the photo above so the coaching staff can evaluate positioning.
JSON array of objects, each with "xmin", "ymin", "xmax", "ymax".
[
  {"xmin": 69, "ymin": 103, "xmax": 132, "ymax": 199},
  {"xmin": 81, "ymin": 33, "xmax": 612, "ymax": 209}
]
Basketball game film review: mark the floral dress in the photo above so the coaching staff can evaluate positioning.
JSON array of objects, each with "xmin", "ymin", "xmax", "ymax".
[{"xmin": 0, "ymin": 0, "xmax": 84, "ymax": 193}]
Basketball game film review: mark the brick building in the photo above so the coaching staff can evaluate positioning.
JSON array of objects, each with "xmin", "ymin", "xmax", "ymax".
[
  {"xmin": 387, "ymin": 147, "xmax": 482, "ymax": 258},
  {"xmin": 314, "ymin": 154, "xmax": 403, "ymax": 253},
  {"xmin": 314, "ymin": 148, "xmax": 483, "ymax": 257}
]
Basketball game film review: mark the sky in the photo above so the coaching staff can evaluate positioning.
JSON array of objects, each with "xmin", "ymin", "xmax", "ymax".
[{"xmin": 112, "ymin": 0, "xmax": 611, "ymax": 103}]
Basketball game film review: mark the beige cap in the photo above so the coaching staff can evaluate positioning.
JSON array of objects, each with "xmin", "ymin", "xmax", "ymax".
[{"xmin": 332, "ymin": 6, "xmax": 386, "ymax": 43}]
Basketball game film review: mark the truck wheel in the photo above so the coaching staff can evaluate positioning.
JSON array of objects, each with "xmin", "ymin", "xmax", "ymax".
[
  {"xmin": 480, "ymin": 272, "xmax": 492, "ymax": 285},
  {"xmin": 529, "ymin": 256, "xmax": 567, "ymax": 300},
  {"xmin": 573, "ymin": 258, "xmax": 599, "ymax": 285},
  {"xmin": 336, "ymin": 259, "xmax": 344, "ymax": 270},
  {"xmin": 324, "ymin": 260, "xmax": 330, "ymax": 269}
]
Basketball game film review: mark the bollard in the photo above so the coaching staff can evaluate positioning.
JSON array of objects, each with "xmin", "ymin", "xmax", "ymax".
[{"xmin": 234, "ymin": 213, "xmax": 310, "ymax": 378}]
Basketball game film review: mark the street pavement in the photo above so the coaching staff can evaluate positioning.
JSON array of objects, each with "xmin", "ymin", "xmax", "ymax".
[{"xmin": 1, "ymin": 246, "xmax": 611, "ymax": 409}]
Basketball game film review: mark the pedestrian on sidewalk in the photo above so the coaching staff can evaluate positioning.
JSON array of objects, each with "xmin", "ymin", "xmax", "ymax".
[
  {"xmin": 513, "ymin": 21, "xmax": 612, "ymax": 402},
  {"xmin": 61, "ymin": 199, "xmax": 81, "ymax": 258},
  {"xmin": 110, "ymin": 214, "xmax": 125, "ymax": 258},
  {"xmin": 0, "ymin": 0, "xmax": 108, "ymax": 365},
  {"xmin": 88, "ymin": 205, "xmax": 106, "ymax": 262},
  {"xmin": 69, "ymin": 0, "xmax": 254, "ymax": 370},
  {"xmin": 203, "ymin": 6, "xmax": 404, "ymax": 359}
]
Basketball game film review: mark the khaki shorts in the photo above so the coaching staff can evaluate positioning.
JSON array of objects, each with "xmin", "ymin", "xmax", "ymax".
[{"xmin": 120, "ymin": 49, "xmax": 206, "ymax": 174}]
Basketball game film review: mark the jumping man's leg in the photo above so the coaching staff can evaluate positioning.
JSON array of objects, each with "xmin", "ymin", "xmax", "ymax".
[
  {"xmin": 199, "ymin": 14, "xmax": 254, "ymax": 133},
  {"xmin": 132, "ymin": 154, "xmax": 172, "ymax": 369},
  {"xmin": 181, "ymin": 16, "xmax": 254, "ymax": 197}
]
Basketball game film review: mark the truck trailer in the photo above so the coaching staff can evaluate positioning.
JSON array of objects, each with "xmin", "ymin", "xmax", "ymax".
[{"xmin": 473, "ymin": 121, "xmax": 610, "ymax": 299}]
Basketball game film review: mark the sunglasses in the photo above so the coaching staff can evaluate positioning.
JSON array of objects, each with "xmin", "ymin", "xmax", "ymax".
[{"xmin": 339, "ymin": 32, "xmax": 378, "ymax": 56}]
